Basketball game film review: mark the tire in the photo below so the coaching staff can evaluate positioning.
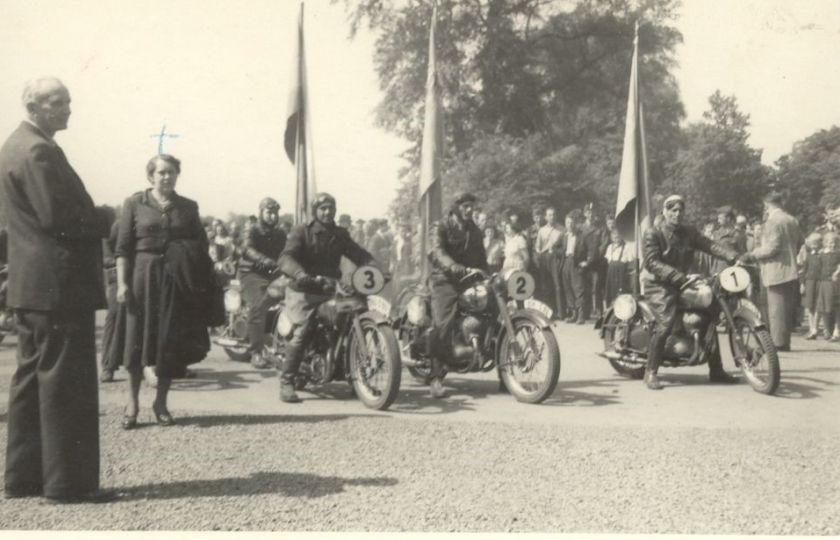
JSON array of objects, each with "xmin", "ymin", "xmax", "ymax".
[
  {"xmin": 602, "ymin": 313, "xmax": 645, "ymax": 379},
  {"xmin": 223, "ymin": 347, "xmax": 252, "ymax": 363},
  {"xmin": 349, "ymin": 318, "xmax": 402, "ymax": 410},
  {"xmin": 498, "ymin": 317, "xmax": 560, "ymax": 404},
  {"xmin": 728, "ymin": 318, "xmax": 780, "ymax": 395}
]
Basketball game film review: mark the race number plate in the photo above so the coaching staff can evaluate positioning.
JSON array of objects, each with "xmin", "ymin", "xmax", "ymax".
[
  {"xmin": 367, "ymin": 294, "xmax": 392, "ymax": 317},
  {"xmin": 507, "ymin": 299, "xmax": 553, "ymax": 319},
  {"xmin": 352, "ymin": 265, "xmax": 386, "ymax": 295},
  {"xmin": 720, "ymin": 266, "xmax": 751, "ymax": 293},
  {"xmin": 506, "ymin": 270, "xmax": 536, "ymax": 300}
]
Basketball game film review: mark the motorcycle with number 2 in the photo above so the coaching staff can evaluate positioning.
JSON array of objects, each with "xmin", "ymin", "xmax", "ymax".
[
  {"xmin": 275, "ymin": 265, "xmax": 402, "ymax": 410},
  {"xmin": 394, "ymin": 269, "xmax": 561, "ymax": 404},
  {"xmin": 596, "ymin": 264, "xmax": 780, "ymax": 395}
]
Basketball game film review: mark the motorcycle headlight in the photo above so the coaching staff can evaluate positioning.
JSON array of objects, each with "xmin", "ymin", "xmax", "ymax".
[
  {"xmin": 612, "ymin": 294, "xmax": 637, "ymax": 321},
  {"xmin": 406, "ymin": 295, "xmax": 429, "ymax": 326},
  {"xmin": 224, "ymin": 288, "xmax": 242, "ymax": 312},
  {"xmin": 458, "ymin": 284, "xmax": 489, "ymax": 313}
]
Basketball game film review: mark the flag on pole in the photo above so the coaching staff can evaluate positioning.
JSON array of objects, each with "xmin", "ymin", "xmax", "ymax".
[
  {"xmin": 285, "ymin": 2, "xmax": 317, "ymax": 226},
  {"xmin": 418, "ymin": 4, "xmax": 444, "ymax": 281},
  {"xmin": 614, "ymin": 22, "xmax": 652, "ymax": 293}
]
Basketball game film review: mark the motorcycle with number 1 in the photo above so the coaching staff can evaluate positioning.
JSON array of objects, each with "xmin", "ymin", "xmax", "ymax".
[{"xmin": 597, "ymin": 264, "xmax": 780, "ymax": 395}]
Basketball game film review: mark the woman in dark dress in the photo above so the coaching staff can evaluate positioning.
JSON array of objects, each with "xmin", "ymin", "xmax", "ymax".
[{"xmin": 115, "ymin": 154, "xmax": 213, "ymax": 428}]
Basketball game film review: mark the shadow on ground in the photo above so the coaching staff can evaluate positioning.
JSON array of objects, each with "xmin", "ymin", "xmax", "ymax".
[
  {"xmin": 541, "ymin": 378, "xmax": 624, "ymax": 407},
  {"xmin": 116, "ymin": 471, "xmax": 398, "ymax": 500},
  {"xmin": 170, "ymin": 369, "xmax": 277, "ymax": 392},
  {"xmin": 175, "ymin": 413, "xmax": 384, "ymax": 428},
  {"xmin": 389, "ymin": 377, "xmax": 496, "ymax": 415}
]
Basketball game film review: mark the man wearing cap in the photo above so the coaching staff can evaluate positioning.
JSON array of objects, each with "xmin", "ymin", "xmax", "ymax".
[
  {"xmin": 239, "ymin": 197, "xmax": 287, "ymax": 369},
  {"xmin": 641, "ymin": 194, "xmax": 740, "ymax": 390},
  {"xmin": 277, "ymin": 193, "xmax": 377, "ymax": 402},
  {"xmin": 739, "ymin": 192, "xmax": 803, "ymax": 351},
  {"xmin": 427, "ymin": 192, "xmax": 488, "ymax": 398}
]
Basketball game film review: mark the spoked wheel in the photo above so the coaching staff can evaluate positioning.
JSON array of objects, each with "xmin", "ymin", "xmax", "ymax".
[
  {"xmin": 728, "ymin": 318, "xmax": 780, "ymax": 395},
  {"xmin": 349, "ymin": 318, "xmax": 402, "ymax": 410},
  {"xmin": 498, "ymin": 318, "xmax": 560, "ymax": 404},
  {"xmin": 602, "ymin": 313, "xmax": 645, "ymax": 379}
]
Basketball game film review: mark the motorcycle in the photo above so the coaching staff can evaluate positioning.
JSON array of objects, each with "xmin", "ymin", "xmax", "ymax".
[
  {"xmin": 213, "ymin": 275, "xmax": 286, "ymax": 365},
  {"xmin": 596, "ymin": 264, "xmax": 780, "ymax": 395},
  {"xmin": 0, "ymin": 265, "xmax": 14, "ymax": 344},
  {"xmin": 274, "ymin": 265, "xmax": 402, "ymax": 411},
  {"xmin": 394, "ymin": 269, "xmax": 561, "ymax": 404}
]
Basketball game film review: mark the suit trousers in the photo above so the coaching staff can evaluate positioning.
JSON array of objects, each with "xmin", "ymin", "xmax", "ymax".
[
  {"xmin": 765, "ymin": 279, "xmax": 799, "ymax": 349},
  {"xmin": 5, "ymin": 309, "xmax": 99, "ymax": 498},
  {"xmin": 561, "ymin": 259, "xmax": 585, "ymax": 317}
]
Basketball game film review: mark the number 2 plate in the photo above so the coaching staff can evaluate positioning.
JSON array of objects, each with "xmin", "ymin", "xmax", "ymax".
[
  {"xmin": 352, "ymin": 265, "xmax": 385, "ymax": 295},
  {"xmin": 506, "ymin": 270, "xmax": 535, "ymax": 300}
]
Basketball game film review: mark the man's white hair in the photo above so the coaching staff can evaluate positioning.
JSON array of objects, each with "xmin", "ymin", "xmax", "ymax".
[{"xmin": 21, "ymin": 77, "xmax": 65, "ymax": 109}]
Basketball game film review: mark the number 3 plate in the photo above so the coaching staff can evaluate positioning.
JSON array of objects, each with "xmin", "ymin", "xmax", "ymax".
[
  {"xmin": 352, "ymin": 265, "xmax": 385, "ymax": 295},
  {"xmin": 720, "ymin": 266, "xmax": 751, "ymax": 293},
  {"xmin": 506, "ymin": 270, "xmax": 535, "ymax": 300}
]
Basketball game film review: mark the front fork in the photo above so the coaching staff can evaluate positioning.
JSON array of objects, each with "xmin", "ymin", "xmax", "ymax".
[{"xmin": 717, "ymin": 296, "xmax": 746, "ymax": 365}]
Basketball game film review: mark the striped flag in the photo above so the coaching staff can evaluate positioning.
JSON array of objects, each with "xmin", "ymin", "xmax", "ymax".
[
  {"xmin": 614, "ymin": 22, "xmax": 652, "ymax": 293},
  {"xmin": 284, "ymin": 2, "xmax": 316, "ymax": 225},
  {"xmin": 419, "ymin": 4, "xmax": 444, "ymax": 281}
]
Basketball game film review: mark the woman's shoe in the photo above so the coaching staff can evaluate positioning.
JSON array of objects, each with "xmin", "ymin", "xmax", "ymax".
[
  {"xmin": 806, "ymin": 333, "xmax": 818, "ymax": 340},
  {"xmin": 152, "ymin": 404, "xmax": 175, "ymax": 427},
  {"xmin": 121, "ymin": 409, "xmax": 138, "ymax": 430}
]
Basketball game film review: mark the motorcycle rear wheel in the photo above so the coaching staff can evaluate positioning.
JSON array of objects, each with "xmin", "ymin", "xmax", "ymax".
[
  {"xmin": 602, "ymin": 313, "xmax": 645, "ymax": 379},
  {"xmin": 349, "ymin": 318, "xmax": 402, "ymax": 410},
  {"xmin": 498, "ymin": 318, "xmax": 560, "ymax": 404},
  {"xmin": 728, "ymin": 318, "xmax": 780, "ymax": 395}
]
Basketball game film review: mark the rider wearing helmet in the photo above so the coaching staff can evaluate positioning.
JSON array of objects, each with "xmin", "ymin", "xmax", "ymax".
[
  {"xmin": 426, "ymin": 192, "xmax": 488, "ymax": 398},
  {"xmin": 277, "ymin": 192, "xmax": 378, "ymax": 403},
  {"xmin": 239, "ymin": 197, "xmax": 287, "ymax": 369},
  {"xmin": 641, "ymin": 194, "xmax": 740, "ymax": 390}
]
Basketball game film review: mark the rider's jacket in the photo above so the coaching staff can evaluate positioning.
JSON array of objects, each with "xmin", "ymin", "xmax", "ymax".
[
  {"xmin": 279, "ymin": 219, "xmax": 374, "ymax": 291},
  {"xmin": 428, "ymin": 212, "xmax": 487, "ymax": 281},
  {"xmin": 239, "ymin": 221, "xmax": 287, "ymax": 277},
  {"xmin": 642, "ymin": 221, "xmax": 738, "ymax": 289}
]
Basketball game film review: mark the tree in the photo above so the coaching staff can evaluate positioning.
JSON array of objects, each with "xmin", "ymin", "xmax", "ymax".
[
  {"xmin": 773, "ymin": 126, "xmax": 840, "ymax": 231},
  {"xmin": 339, "ymin": 0, "xmax": 685, "ymax": 222},
  {"xmin": 661, "ymin": 91, "xmax": 770, "ymax": 223}
]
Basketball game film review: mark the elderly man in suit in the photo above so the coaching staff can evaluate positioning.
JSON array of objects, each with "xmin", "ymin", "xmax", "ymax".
[
  {"xmin": 741, "ymin": 192, "xmax": 803, "ymax": 351},
  {"xmin": 0, "ymin": 77, "xmax": 111, "ymax": 503}
]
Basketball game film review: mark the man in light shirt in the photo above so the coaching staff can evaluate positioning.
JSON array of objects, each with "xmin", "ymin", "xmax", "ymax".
[{"xmin": 534, "ymin": 207, "xmax": 565, "ymax": 318}]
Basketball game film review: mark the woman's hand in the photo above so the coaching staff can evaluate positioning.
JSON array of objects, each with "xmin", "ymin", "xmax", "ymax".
[{"xmin": 116, "ymin": 283, "xmax": 130, "ymax": 304}]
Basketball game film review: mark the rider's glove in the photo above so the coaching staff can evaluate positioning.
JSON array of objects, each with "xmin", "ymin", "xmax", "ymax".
[
  {"xmin": 738, "ymin": 252, "xmax": 755, "ymax": 265},
  {"xmin": 449, "ymin": 263, "xmax": 467, "ymax": 279},
  {"xmin": 296, "ymin": 274, "xmax": 319, "ymax": 291}
]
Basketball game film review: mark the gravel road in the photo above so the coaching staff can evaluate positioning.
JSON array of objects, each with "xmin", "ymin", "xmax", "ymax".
[{"xmin": 1, "ymin": 323, "xmax": 838, "ymax": 533}]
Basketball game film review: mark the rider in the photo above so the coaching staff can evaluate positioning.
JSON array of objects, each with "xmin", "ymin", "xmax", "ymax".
[
  {"xmin": 641, "ymin": 194, "xmax": 740, "ymax": 390},
  {"xmin": 239, "ymin": 197, "xmax": 287, "ymax": 369},
  {"xmin": 277, "ymin": 192, "xmax": 378, "ymax": 403},
  {"xmin": 427, "ymin": 192, "xmax": 488, "ymax": 398}
]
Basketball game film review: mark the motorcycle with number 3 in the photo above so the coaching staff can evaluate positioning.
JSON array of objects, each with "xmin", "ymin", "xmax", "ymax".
[
  {"xmin": 394, "ymin": 269, "xmax": 561, "ymax": 404},
  {"xmin": 275, "ymin": 265, "xmax": 402, "ymax": 410},
  {"xmin": 596, "ymin": 264, "xmax": 780, "ymax": 395}
]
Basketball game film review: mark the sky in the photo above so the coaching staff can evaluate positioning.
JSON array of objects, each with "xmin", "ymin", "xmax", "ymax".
[{"xmin": 0, "ymin": 0, "xmax": 839, "ymax": 220}]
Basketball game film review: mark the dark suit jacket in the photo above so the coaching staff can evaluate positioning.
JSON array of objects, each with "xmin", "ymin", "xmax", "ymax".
[{"xmin": 0, "ymin": 122, "xmax": 107, "ymax": 312}]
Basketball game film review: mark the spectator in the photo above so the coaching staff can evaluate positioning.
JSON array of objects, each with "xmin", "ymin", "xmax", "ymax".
[
  {"xmin": 711, "ymin": 205, "xmax": 747, "ymax": 274},
  {"xmin": 501, "ymin": 221, "xmax": 530, "ymax": 273},
  {"xmin": 800, "ymin": 232, "xmax": 823, "ymax": 339},
  {"xmin": 100, "ymin": 208, "xmax": 121, "ymax": 383},
  {"xmin": 816, "ymin": 232, "xmax": 840, "ymax": 341},
  {"xmin": 116, "ymin": 154, "xmax": 215, "ymax": 428},
  {"xmin": 484, "ymin": 225, "xmax": 505, "ymax": 273},
  {"xmin": 604, "ymin": 227, "xmax": 636, "ymax": 306},
  {"xmin": 740, "ymin": 192, "xmax": 804, "ymax": 351},
  {"xmin": 534, "ymin": 207, "xmax": 565, "ymax": 318}
]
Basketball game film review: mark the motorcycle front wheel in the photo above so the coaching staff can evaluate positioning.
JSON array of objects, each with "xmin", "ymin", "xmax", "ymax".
[
  {"xmin": 349, "ymin": 318, "xmax": 402, "ymax": 410},
  {"xmin": 728, "ymin": 318, "xmax": 780, "ymax": 395},
  {"xmin": 498, "ymin": 318, "xmax": 560, "ymax": 404}
]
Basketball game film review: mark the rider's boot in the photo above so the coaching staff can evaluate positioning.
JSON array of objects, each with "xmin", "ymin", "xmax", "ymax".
[
  {"xmin": 429, "ymin": 358, "xmax": 448, "ymax": 398},
  {"xmin": 708, "ymin": 351, "xmax": 739, "ymax": 384},
  {"xmin": 279, "ymin": 344, "xmax": 303, "ymax": 403},
  {"xmin": 644, "ymin": 333, "xmax": 665, "ymax": 390}
]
